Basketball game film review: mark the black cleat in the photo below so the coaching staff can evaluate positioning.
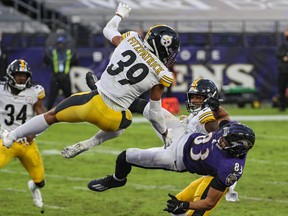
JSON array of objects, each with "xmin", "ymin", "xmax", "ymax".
[{"xmin": 88, "ymin": 175, "xmax": 127, "ymax": 192}]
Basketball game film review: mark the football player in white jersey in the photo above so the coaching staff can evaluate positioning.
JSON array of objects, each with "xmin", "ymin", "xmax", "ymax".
[
  {"xmin": 82, "ymin": 78, "xmax": 237, "ymax": 215},
  {"xmin": 0, "ymin": 59, "xmax": 46, "ymax": 211},
  {"xmin": 88, "ymin": 79, "xmax": 248, "ymax": 216},
  {"xmin": 1, "ymin": 4, "xmax": 180, "ymax": 157},
  {"xmin": 61, "ymin": 78, "xmax": 219, "ymax": 158}
]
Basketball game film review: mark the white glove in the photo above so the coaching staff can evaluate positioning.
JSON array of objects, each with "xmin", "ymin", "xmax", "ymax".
[
  {"xmin": 116, "ymin": 3, "xmax": 131, "ymax": 20},
  {"xmin": 162, "ymin": 128, "xmax": 173, "ymax": 149}
]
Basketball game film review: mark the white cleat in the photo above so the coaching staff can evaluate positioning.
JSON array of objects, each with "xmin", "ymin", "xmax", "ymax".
[
  {"xmin": 28, "ymin": 180, "xmax": 44, "ymax": 209},
  {"xmin": 61, "ymin": 142, "xmax": 91, "ymax": 158},
  {"xmin": 1, "ymin": 130, "xmax": 14, "ymax": 148},
  {"xmin": 225, "ymin": 190, "xmax": 239, "ymax": 202}
]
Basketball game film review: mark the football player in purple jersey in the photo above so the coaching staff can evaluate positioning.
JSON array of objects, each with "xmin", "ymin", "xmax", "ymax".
[{"xmin": 87, "ymin": 97, "xmax": 255, "ymax": 215}]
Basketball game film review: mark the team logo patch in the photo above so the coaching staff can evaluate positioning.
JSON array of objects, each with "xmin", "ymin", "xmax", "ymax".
[
  {"xmin": 161, "ymin": 35, "xmax": 173, "ymax": 47},
  {"xmin": 26, "ymin": 96, "xmax": 33, "ymax": 103},
  {"xmin": 225, "ymin": 173, "xmax": 238, "ymax": 185}
]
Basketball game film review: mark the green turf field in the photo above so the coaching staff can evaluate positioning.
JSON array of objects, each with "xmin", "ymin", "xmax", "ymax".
[{"xmin": 0, "ymin": 106, "xmax": 287, "ymax": 216}]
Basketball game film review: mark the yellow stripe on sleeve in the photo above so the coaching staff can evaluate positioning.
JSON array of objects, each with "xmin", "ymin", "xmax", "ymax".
[{"xmin": 198, "ymin": 111, "xmax": 216, "ymax": 124}]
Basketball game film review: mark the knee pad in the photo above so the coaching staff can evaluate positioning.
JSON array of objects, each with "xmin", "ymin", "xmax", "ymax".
[{"xmin": 119, "ymin": 111, "xmax": 132, "ymax": 129}]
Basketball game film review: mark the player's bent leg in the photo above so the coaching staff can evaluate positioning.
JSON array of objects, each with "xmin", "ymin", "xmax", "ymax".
[
  {"xmin": 88, "ymin": 151, "xmax": 130, "ymax": 192},
  {"xmin": 126, "ymin": 147, "xmax": 176, "ymax": 170},
  {"xmin": 55, "ymin": 91, "xmax": 132, "ymax": 132},
  {"xmin": 21, "ymin": 142, "xmax": 45, "ymax": 211},
  {"xmin": 61, "ymin": 129, "xmax": 125, "ymax": 158},
  {"xmin": 186, "ymin": 176, "xmax": 227, "ymax": 216},
  {"xmin": 1, "ymin": 114, "xmax": 50, "ymax": 148}
]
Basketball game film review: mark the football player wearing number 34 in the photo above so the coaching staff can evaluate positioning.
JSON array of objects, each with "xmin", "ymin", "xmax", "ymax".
[
  {"xmin": 0, "ymin": 59, "xmax": 46, "ymax": 212},
  {"xmin": 1, "ymin": 3, "xmax": 180, "ymax": 152}
]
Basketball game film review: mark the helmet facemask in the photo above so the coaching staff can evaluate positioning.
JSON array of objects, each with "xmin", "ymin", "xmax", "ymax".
[
  {"xmin": 7, "ymin": 59, "xmax": 32, "ymax": 90},
  {"xmin": 185, "ymin": 79, "xmax": 218, "ymax": 114},
  {"xmin": 218, "ymin": 123, "xmax": 255, "ymax": 157},
  {"xmin": 8, "ymin": 73, "xmax": 31, "ymax": 90},
  {"xmin": 185, "ymin": 92, "xmax": 205, "ymax": 115}
]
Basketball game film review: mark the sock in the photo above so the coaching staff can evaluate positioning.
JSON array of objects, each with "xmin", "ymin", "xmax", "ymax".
[
  {"xmin": 115, "ymin": 151, "xmax": 131, "ymax": 180},
  {"xmin": 30, "ymin": 181, "xmax": 37, "ymax": 191},
  {"xmin": 87, "ymin": 129, "xmax": 125, "ymax": 148},
  {"xmin": 10, "ymin": 114, "xmax": 49, "ymax": 140}
]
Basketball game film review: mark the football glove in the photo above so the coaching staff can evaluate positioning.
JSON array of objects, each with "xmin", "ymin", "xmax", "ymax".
[
  {"xmin": 162, "ymin": 128, "xmax": 173, "ymax": 149},
  {"xmin": 164, "ymin": 193, "xmax": 190, "ymax": 214},
  {"xmin": 202, "ymin": 97, "xmax": 220, "ymax": 111},
  {"xmin": 116, "ymin": 3, "xmax": 131, "ymax": 20},
  {"xmin": 86, "ymin": 71, "xmax": 98, "ymax": 91}
]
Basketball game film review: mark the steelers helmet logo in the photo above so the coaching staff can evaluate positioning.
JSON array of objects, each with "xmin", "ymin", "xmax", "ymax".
[{"xmin": 161, "ymin": 35, "xmax": 173, "ymax": 47}]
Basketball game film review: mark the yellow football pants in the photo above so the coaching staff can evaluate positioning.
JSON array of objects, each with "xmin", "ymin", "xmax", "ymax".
[
  {"xmin": 0, "ymin": 140, "xmax": 45, "ymax": 183},
  {"xmin": 176, "ymin": 176, "xmax": 227, "ymax": 216},
  {"xmin": 55, "ymin": 91, "xmax": 133, "ymax": 132}
]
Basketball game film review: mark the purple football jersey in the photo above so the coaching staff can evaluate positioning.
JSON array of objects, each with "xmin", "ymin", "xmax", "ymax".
[{"xmin": 182, "ymin": 132, "xmax": 247, "ymax": 187}]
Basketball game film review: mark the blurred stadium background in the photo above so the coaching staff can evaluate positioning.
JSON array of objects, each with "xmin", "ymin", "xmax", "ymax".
[{"xmin": 1, "ymin": 0, "xmax": 288, "ymax": 109}]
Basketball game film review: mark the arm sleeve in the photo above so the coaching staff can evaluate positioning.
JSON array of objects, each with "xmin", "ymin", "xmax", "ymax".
[
  {"xmin": 103, "ymin": 15, "xmax": 122, "ymax": 42},
  {"xmin": 148, "ymin": 100, "xmax": 167, "ymax": 135},
  {"xmin": 210, "ymin": 177, "xmax": 227, "ymax": 192}
]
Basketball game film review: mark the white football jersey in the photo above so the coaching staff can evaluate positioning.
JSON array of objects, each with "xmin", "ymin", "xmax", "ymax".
[
  {"xmin": 186, "ymin": 107, "xmax": 216, "ymax": 134},
  {"xmin": 0, "ymin": 83, "xmax": 45, "ymax": 132},
  {"xmin": 96, "ymin": 31, "xmax": 174, "ymax": 109}
]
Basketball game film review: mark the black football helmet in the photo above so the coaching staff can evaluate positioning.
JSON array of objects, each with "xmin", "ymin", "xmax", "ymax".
[
  {"xmin": 6, "ymin": 59, "xmax": 32, "ymax": 90},
  {"xmin": 144, "ymin": 24, "xmax": 180, "ymax": 68},
  {"xmin": 219, "ymin": 122, "xmax": 255, "ymax": 157},
  {"xmin": 186, "ymin": 79, "xmax": 218, "ymax": 113}
]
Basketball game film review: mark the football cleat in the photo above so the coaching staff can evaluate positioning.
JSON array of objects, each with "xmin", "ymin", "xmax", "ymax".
[
  {"xmin": 88, "ymin": 175, "xmax": 127, "ymax": 192},
  {"xmin": 1, "ymin": 130, "xmax": 15, "ymax": 148},
  {"xmin": 61, "ymin": 142, "xmax": 91, "ymax": 158},
  {"xmin": 28, "ymin": 180, "xmax": 44, "ymax": 208},
  {"xmin": 225, "ymin": 190, "xmax": 239, "ymax": 202}
]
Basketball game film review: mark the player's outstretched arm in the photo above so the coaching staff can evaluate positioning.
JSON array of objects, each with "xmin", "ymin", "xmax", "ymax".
[{"xmin": 103, "ymin": 3, "xmax": 131, "ymax": 46}]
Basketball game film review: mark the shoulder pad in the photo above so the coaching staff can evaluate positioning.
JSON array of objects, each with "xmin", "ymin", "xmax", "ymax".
[
  {"xmin": 32, "ymin": 84, "xmax": 46, "ymax": 99},
  {"xmin": 198, "ymin": 108, "xmax": 215, "ymax": 123},
  {"xmin": 121, "ymin": 31, "xmax": 137, "ymax": 40}
]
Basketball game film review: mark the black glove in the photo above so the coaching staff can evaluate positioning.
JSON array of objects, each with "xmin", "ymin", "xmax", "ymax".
[
  {"xmin": 163, "ymin": 193, "xmax": 189, "ymax": 214},
  {"xmin": 202, "ymin": 97, "xmax": 220, "ymax": 111},
  {"xmin": 86, "ymin": 71, "xmax": 98, "ymax": 91}
]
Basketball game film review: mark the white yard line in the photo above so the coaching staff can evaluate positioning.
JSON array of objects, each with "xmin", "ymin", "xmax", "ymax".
[
  {"xmin": 1, "ymin": 168, "xmax": 287, "ymax": 205},
  {"xmin": 57, "ymin": 115, "xmax": 288, "ymax": 125},
  {"xmin": 132, "ymin": 115, "xmax": 288, "ymax": 123}
]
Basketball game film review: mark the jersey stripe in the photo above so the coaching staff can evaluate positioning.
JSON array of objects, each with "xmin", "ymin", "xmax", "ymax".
[
  {"xmin": 159, "ymin": 75, "xmax": 173, "ymax": 87},
  {"xmin": 122, "ymin": 31, "xmax": 131, "ymax": 40},
  {"xmin": 38, "ymin": 89, "xmax": 45, "ymax": 99},
  {"xmin": 198, "ymin": 111, "xmax": 215, "ymax": 123}
]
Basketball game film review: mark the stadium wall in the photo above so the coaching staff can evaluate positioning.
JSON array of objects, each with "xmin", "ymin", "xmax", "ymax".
[{"xmin": 7, "ymin": 46, "xmax": 278, "ymax": 104}]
